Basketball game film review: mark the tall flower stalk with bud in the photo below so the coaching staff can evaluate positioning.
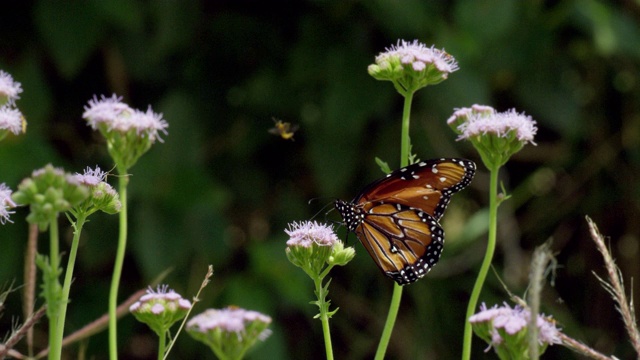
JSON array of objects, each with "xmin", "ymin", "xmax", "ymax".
[
  {"xmin": 83, "ymin": 94, "xmax": 168, "ymax": 360},
  {"xmin": 367, "ymin": 39, "xmax": 458, "ymax": 359},
  {"xmin": 11, "ymin": 165, "xmax": 90, "ymax": 360},
  {"xmin": 285, "ymin": 221, "xmax": 355, "ymax": 360},
  {"xmin": 447, "ymin": 105, "xmax": 538, "ymax": 359},
  {"xmin": 55, "ymin": 166, "xmax": 121, "ymax": 356}
]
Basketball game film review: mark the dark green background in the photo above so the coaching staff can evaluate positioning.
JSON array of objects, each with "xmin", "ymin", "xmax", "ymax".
[{"xmin": 1, "ymin": 1, "xmax": 639, "ymax": 359}]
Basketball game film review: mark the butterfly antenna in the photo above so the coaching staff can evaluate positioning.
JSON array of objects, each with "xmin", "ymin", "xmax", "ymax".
[{"xmin": 308, "ymin": 198, "xmax": 336, "ymax": 221}]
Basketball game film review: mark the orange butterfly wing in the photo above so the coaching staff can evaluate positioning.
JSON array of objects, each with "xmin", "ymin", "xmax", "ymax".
[
  {"xmin": 336, "ymin": 158, "xmax": 476, "ymax": 285},
  {"xmin": 356, "ymin": 203, "xmax": 444, "ymax": 284},
  {"xmin": 356, "ymin": 158, "xmax": 476, "ymax": 220}
]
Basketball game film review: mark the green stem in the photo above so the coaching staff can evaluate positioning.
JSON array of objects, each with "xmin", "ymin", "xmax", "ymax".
[
  {"xmin": 109, "ymin": 172, "xmax": 129, "ymax": 360},
  {"xmin": 374, "ymin": 283, "xmax": 403, "ymax": 360},
  {"xmin": 399, "ymin": 91, "xmax": 414, "ymax": 168},
  {"xmin": 54, "ymin": 214, "xmax": 87, "ymax": 359},
  {"xmin": 48, "ymin": 216, "xmax": 61, "ymax": 360},
  {"xmin": 157, "ymin": 331, "xmax": 166, "ymax": 360},
  {"xmin": 315, "ymin": 277, "xmax": 334, "ymax": 360},
  {"xmin": 375, "ymin": 90, "xmax": 414, "ymax": 360},
  {"xmin": 461, "ymin": 163, "xmax": 500, "ymax": 360}
]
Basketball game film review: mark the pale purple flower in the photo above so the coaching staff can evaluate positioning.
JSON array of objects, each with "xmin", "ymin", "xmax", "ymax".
[
  {"xmin": 0, "ymin": 105, "xmax": 24, "ymax": 134},
  {"xmin": 83, "ymin": 94, "xmax": 168, "ymax": 142},
  {"xmin": 285, "ymin": 221, "xmax": 339, "ymax": 248},
  {"xmin": 73, "ymin": 166, "xmax": 108, "ymax": 186},
  {"xmin": 470, "ymin": 302, "xmax": 561, "ymax": 347},
  {"xmin": 0, "ymin": 183, "xmax": 16, "ymax": 224},
  {"xmin": 455, "ymin": 108, "xmax": 538, "ymax": 145},
  {"xmin": 130, "ymin": 285, "xmax": 191, "ymax": 335},
  {"xmin": 128, "ymin": 107, "xmax": 169, "ymax": 142},
  {"xmin": 492, "ymin": 306, "xmax": 528, "ymax": 335},
  {"xmin": 0, "ymin": 70, "xmax": 23, "ymax": 105},
  {"xmin": 187, "ymin": 307, "xmax": 272, "ymax": 336},
  {"xmin": 130, "ymin": 285, "xmax": 192, "ymax": 313},
  {"xmin": 447, "ymin": 104, "xmax": 496, "ymax": 126},
  {"xmin": 151, "ymin": 303, "xmax": 165, "ymax": 315},
  {"xmin": 377, "ymin": 40, "xmax": 459, "ymax": 74},
  {"xmin": 83, "ymin": 94, "xmax": 133, "ymax": 125}
]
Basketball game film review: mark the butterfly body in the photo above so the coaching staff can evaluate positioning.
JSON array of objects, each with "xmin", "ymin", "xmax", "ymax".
[{"xmin": 335, "ymin": 158, "xmax": 476, "ymax": 285}]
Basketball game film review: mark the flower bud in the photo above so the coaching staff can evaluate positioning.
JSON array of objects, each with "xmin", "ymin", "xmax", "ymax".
[{"xmin": 327, "ymin": 241, "xmax": 355, "ymax": 266}]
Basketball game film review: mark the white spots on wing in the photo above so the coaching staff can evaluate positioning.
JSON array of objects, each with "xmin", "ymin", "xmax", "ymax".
[{"xmin": 439, "ymin": 177, "xmax": 446, "ymax": 182}]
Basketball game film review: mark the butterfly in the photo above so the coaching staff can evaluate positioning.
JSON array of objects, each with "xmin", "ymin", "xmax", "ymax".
[
  {"xmin": 335, "ymin": 158, "xmax": 476, "ymax": 285},
  {"xmin": 269, "ymin": 118, "xmax": 299, "ymax": 141}
]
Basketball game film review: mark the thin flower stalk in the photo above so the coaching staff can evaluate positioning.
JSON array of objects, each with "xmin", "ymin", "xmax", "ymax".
[
  {"xmin": 109, "ymin": 176, "xmax": 128, "ymax": 360},
  {"xmin": 527, "ymin": 242, "xmax": 555, "ymax": 360},
  {"xmin": 557, "ymin": 332, "xmax": 612, "ymax": 360},
  {"xmin": 374, "ymin": 88, "xmax": 413, "ymax": 360},
  {"xmin": 462, "ymin": 161, "xmax": 499, "ymax": 360},
  {"xmin": 448, "ymin": 105, "xmax": 538, "ymax": 359},
  {"xmin": 285, "ymin": 221, "xmax": 354, "ymax": 360},
  {"xmin": 83, "ymin": 95, "xmax": 168, "ymax": 360},
  {"xmin": 369, "ymin": 39, "xmax": 458, "ymax": 360},
  {"xmin": 587, "ymin": 216, "xmax": 640, "ymax": 355},
  {"xmin": 163, "ymin": 265, "xmax": 214, "ymax": 360}
]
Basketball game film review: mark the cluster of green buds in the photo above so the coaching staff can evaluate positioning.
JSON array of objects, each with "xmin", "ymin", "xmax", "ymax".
[
  {"xmin": 12, "ymin": 164, "xmax": 89, "ymax": 230},
  {"xmin": 70, "ymin": 166, "xmax": 121, "ymax": 218}
]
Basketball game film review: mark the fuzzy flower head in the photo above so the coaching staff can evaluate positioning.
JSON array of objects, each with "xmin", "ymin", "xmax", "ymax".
[
  {"xmin": 11, "ymin": 164, "xmax": 90, "ymax": 231},
  {"xmin": 0, "ymin": 183, "xmax": 16, "ymax": 225},
  {"xmin": 285, "ymin": 221, "xmax": 355, "ymax": 278},
  {"xmin": 187, "ymin": 306, "xmax": 272, "ymax": 360},
  {"xmin": 368, "ymin": 40, "xmax": 459, "ymax": 96},
  {"xmin": 447, "ymin": 105, "xmax": 538, "ymax": 169},
  {"xmin": 70, "ymin": 166, "xmax": 121, "ymax": 217},
  {"xmin": 83, "ymin": 94, "xmax": 168, "ymax": 171},
  {"xmin": 0, "ymin": 105, "xmax": 26, "ymax": 141},
  {"xmin": 469, "ymin": 303, "xmax": 561, "ymax": 359},
  {"xmin": 0, "ymin": 70, "xmax": 23, "ymax": 106},
  {"xmin": 130, "ymin": 285, "xmax": 192, "ymax": 337}
]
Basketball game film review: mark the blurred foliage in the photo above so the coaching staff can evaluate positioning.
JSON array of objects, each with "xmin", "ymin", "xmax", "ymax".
[{"xmin": 1, "ymin": 1, "xmax": 639, "ymax": 359}]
